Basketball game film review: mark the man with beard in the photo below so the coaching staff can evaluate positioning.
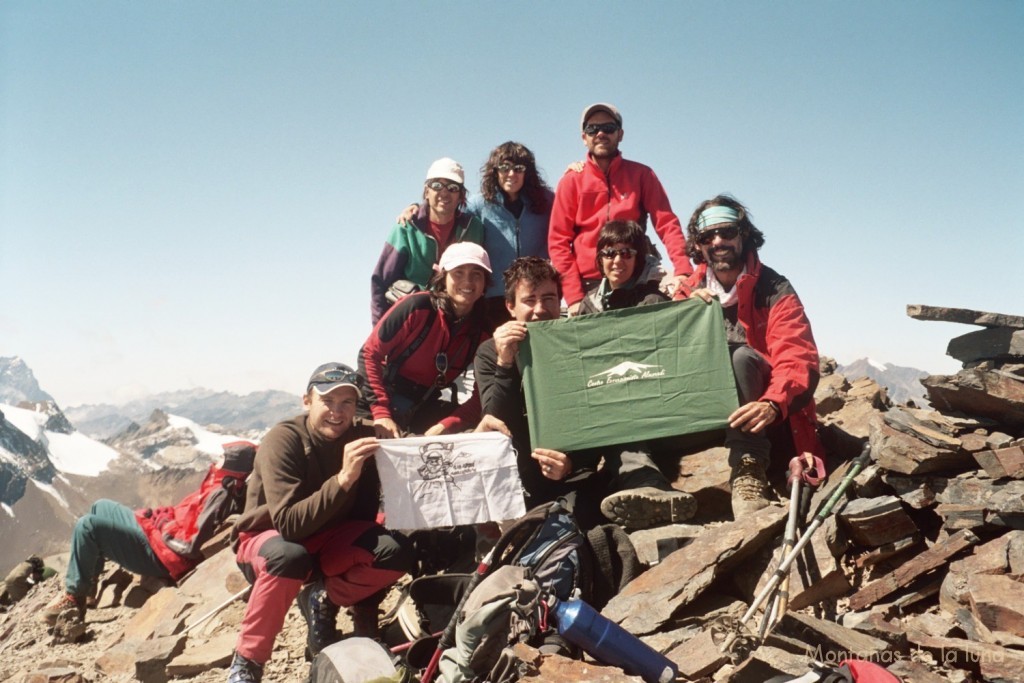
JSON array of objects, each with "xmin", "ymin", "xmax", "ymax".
[
  {"xmin": 676, "ymin": 195, "xmax": 823, "ymax": 517},
  {"xmin": 549, "ymin": 103, "xmax": 693, "ymax": 315},
  {"xmin": 475, "ymin": 257, "xmax": 695, "ymax": 528}
]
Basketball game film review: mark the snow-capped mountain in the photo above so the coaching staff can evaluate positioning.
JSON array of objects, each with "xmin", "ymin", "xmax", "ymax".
[
  {"xmin": 0, "ymin": 357, "xmax": 259, "ymax": 575},
  {"xmin": 0, "ymin": 356, "xmax": 55, "ymax": 405},
  {"xmin": 838, "ymin": 357, "xmax": 930, "ymax": 405},
  {"xmin": 65, "ymin": 387, "xmax": 301, "ymax": 439}
]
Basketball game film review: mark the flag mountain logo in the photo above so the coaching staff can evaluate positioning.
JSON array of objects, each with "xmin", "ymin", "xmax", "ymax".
[{"xmin": 586, "ymin": 361, "xmax": 666, "ymax": 388}]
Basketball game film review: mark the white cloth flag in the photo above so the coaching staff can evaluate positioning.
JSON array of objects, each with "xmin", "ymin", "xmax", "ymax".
[{"xmin": 374, "ymin": 432, "xmax": 526, "ymax": 530}]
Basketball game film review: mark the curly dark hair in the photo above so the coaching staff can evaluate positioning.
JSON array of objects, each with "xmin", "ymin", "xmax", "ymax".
[
  {"xmin": 502, "ymin": 256, "xmax": 562, "ymax": 305},
  {"xmin": 685, "ymin": 194, "xmax": 766, "ymax": 265},
  {"xmin": 594, "ymin": 220, "xmax": 649, "ymax": 284},
  {"xmin": 479, "ymin": 142, "xmax": 551, "ymax": 212}
]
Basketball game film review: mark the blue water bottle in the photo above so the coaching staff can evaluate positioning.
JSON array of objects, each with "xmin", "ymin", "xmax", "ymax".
[{"xmin": 548, "ymin": 597, "xmax": 678, "ymax": 683}]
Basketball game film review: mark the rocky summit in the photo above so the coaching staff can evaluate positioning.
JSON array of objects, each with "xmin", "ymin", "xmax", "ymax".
[{"xmin": 3, "ymin": 303, "xmax": 1024, "ymax": 682}]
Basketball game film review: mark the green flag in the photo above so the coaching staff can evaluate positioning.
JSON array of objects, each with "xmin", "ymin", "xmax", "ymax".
[{"xmin": 519, "ymin": 299, "xmax": 737, "ymax": 452}]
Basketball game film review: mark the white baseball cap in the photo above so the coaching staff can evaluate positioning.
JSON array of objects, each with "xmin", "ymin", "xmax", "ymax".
[
  {"xmin": 425, "ymin": 157, "xmax": 465, "ymax": 185},
  {"xmin": 580, "ymin": 102, "xmax": 622, "ymax": 129},
  {"xmin": 437, "ymin": 242, "xmax": 492, "ymax": 274}
]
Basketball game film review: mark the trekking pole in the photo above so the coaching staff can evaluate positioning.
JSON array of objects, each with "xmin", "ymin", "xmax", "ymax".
[
  {"xmin": 181, "ymin": 585, "xmax": 251, "ymax": 635},
  {"xmin": 420, "ymin": 544, "xmax": 497, "ymax": 683},
  {"xmin": 758, "ymin": 470, "xmax": 801, "ymax": 640},
  {"xmin": 720, "ymin": 443, "xmax": 869, "ymax": 654},
  {"xmin": 758, "ymin": 452, "xmax": 823, "ymax": 638}
]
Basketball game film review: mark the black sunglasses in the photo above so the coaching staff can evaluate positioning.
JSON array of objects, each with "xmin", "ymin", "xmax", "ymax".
[
  {"xmin": 497, "ymin": 163, "xmax": 527, "ymax": 174},
  {"xmin": 427, "ymin": 180, "xmax": 462, "ymax": 193},
  {"xmin": 584, "ymin": 122, "xmax": 621, "ymax": 136},
  {"xmin": 433, "ymin": 352, "xmax": 449, "ymax": 388},
  {"xmin": 599, "ymin": 247, "xmax": 637, "ymax": 260},
  {"xmin": 696, "ymin": 225, "xmax": 740, "ymax": 245}
]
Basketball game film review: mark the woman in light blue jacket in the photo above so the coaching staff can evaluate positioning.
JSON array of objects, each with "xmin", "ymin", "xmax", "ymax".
[
  {"xmin": 394, "ymin": 142, "xmax": 553, "ymax": 331},
  {"xmin": 468, "ymin": 141, "xmax": 554, "ymax": 328}
]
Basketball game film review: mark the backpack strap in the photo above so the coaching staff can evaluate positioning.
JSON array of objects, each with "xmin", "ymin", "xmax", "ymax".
[
  {"xmin": 584, "ymin": 524, "xmax": 643, "ymax": 610},
  {"xmin": 452, "ymin": 213, "xmax": 473, "ymax": 243}
]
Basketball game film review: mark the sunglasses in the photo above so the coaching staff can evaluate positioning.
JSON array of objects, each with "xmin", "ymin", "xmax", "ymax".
[
  {"xmin": 497, "ymin": 163, "xmax": 527, "ymax": 174},
  {"xmin": 433, "ymin": 352, "xmax": 449, "ymax": 387},
  {"xmin": 309, "ymin": 368, "xmax": 361, "ymax": 387},
  {"xmin": 427, "ymin": 180, "xmax": 462, "ymax": 193},
  {"xmin": 599, "ymin": 247, "xmax": 637, "ymax": 260},
  {"xmin": 696, "ymin": 225, "xmax": 740, "ymax": 245},
  {"xmin": 584, "ymin": 122, "xmax": 621, "ymax": 136}
]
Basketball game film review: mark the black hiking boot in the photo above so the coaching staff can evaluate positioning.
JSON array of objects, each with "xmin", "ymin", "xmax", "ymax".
[
  {"xmin": 300, "ymin": 579, "xmax": 340, "ymax": 658},
  {"xmin": 227, "ymin": 651, "xmax": 264, "ymax": 683}
]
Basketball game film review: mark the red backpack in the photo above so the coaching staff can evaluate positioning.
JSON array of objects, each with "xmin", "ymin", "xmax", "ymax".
[
  {"xmin": 136, "ymin": 441, "xmax": 257, "ymax": 580},
  {"xmin": 765, "ymin": 660, "xmax": 900, "ymax": 683}
]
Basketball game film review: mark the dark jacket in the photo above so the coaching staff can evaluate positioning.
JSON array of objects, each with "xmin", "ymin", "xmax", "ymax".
[
  {"xmin": 577, "ymin": 278, "xmax": 668, "ymax": 315},
  {"xmin": 474, "ymin": 338, "xmax": 566, "ymax": 506}
]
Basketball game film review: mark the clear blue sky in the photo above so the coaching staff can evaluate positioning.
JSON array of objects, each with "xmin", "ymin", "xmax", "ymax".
[{"xmin": 2, "ymin": 1, "xmax": 1021, "ymax": 407}]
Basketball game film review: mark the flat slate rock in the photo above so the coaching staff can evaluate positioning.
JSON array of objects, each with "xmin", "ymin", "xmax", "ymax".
[
  {"xmin": 939, "ymin": 530, "xmax": 1024, "ymax": 614},
  {"xmin": 948, "ymin": 328, "xmax": 1024, "ymax": 363},
  {"xmin": 165, "ymin": 632, "xmax": 236, "ymax": 676},
  {"xmin": 848, "ymin": 529, "xmax": 979, "ymax": 611},
  {"xmin": 603, "ymin": 506, "xmax": 786, "ymax": 635},
  {"xmin": 967, "ymin": 573, "xmax": 1024, "ymax": 645},
  {"xmin": 923, "ymin": 368, "xmax": 1024, "ymax": 430},
  {"xmin": 868, "ymin": 417, "xmax": 969, "ymax": 476},
  {"xmin": 778, "ymin": 611, "xmax": 893, "ymax": 662},
  {"xmin": 935, "ymin": 475, "xmax": 1024, "ymax": 530},
  {"xmin": 517, "ymin": 644, "xmax": 645, "ymax": 682},
  {"xmin": 882, "ymin": 407, "xmax": 963, "ymax": 449},
  {"xmin": 673, "ymin": 445, "xmax": 733, "ymax": 521},
  {"xmin": 838, "ymin": 494, "xmax": 918, "ymax": 547},
  {"xmin": 726, "ymin": 644, "xmax": 809, "ymax": 682},
  {"xmin": 906, "ymin": 304, "xmax": 1024, "ymax": 329},
  {"xmin": 906, "ymin": 630, "xmax": 1024, "ymax": 683},
  {"xmin": 974, "ymin": 444, "xmax": 1024, "ymax": 480}
]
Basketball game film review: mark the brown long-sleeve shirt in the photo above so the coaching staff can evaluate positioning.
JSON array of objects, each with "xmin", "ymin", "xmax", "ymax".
[{"xmin": 233, "ymin": 415, "xmax": 379, "ymax": 543}]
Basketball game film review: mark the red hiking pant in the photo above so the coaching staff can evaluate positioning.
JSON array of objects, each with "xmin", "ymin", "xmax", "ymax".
[{"xmin": 234, "ymin": 521, "xmax": 407, "ymax": 663}]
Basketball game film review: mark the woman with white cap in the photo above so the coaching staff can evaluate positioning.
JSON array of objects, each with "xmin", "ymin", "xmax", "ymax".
[
  {"xmin": 394, "ymin": 142, "xmax": 554, "ymax": 330},
  {"xmin": 371, "ymin": 158, "xmax": 485, "ymax": 325},
  {"xmin": 359, "ymin": 241, "xmax": 492, "ymax": 438}
]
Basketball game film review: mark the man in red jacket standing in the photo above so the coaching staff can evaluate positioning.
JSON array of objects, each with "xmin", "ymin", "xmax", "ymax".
[
  {"xmin": 549, "ymin": 102, "xmax": 693, "ymax": 314},
  {"xmin": 676, "ymin": 195, "xmax": 823, "ymax": 517}
]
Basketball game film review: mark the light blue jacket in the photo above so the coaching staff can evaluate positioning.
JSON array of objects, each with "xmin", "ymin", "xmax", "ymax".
[{"xmin": 466, "ymin": 189, "xmax": 553, "ymax": 298}]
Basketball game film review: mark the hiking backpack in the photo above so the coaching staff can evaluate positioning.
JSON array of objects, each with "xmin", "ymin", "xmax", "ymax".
[
  {"xmin": 433, "ymin": 495, "xmax": 643, "ymax": 683},
  {"xmin": 488, "ymin": 494, "xmax": 642, "ymax": 609},
  {"xmin": 135, "ymin": 440, "xmax": 257, "ymax": 579}
]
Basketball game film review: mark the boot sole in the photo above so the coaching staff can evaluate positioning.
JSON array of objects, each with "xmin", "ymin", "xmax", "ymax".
[{"xmin": 600, "ymin": 488, "xmax": 697, "ymax": 531}]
